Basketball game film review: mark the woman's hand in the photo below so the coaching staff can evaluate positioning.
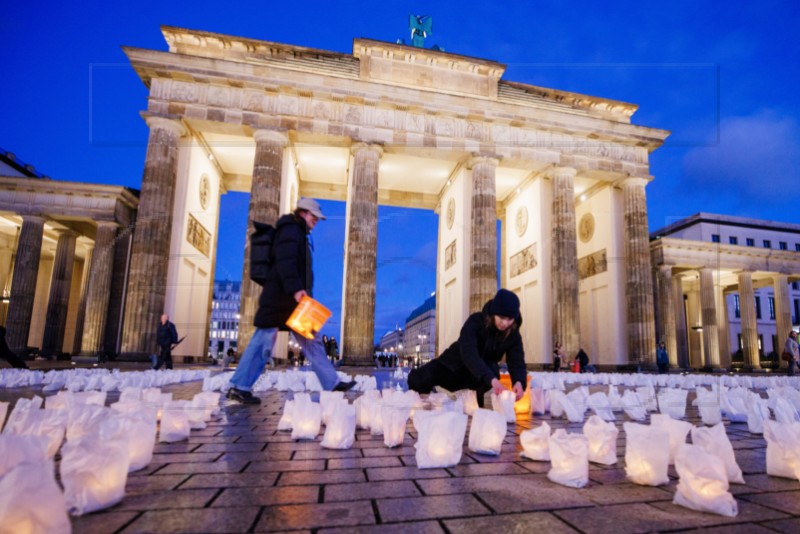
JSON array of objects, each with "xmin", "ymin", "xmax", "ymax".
[
  {"xmin": 491, "ymin": 378, "xmax": 504, "ymax": 396},
  {"xmin": 512, "ymin": 381, "xmax": 524, "ymax": 401}
]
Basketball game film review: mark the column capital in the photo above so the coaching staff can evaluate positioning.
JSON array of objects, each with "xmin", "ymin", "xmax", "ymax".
[
  {"xmin": 351, "ymin": 142, "xmax": 384, "ymax": 158},
  {"xmin": 550, "ymin": 165, "xmax": 577, "ymax": 179},
  {"xmin": 95, "ymin": 220, "xmax": 120, "ymax": 230},
  {"xmin": 253, "ymin": 129, "xmax": 289, "ymax": 146},
  {"xmin": 466, "ymin": 155, "xmax": 499, "ymax": 170},
  {"xmin": 619, "ymin": 176, "xmax": 650, "ymax": 189},
  {"xmin": 20, "ymin": 214, "xmax": 45, "ymax": 225},
  {"xmin": 143, "ymin": 115, "xmax": 187, "ymax": 137}
]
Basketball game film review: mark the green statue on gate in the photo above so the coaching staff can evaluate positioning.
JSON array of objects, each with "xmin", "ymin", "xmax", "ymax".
[{"xmin": 397, "ymin": 15, "xmax": 445, "ymax": 51}]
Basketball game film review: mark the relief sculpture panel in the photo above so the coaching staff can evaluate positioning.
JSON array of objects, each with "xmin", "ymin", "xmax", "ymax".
[
  {"xmin": 510, "ymin": 243, "xmax": 537, "ymax": 278},
  {"xmin": 445, "ymin": 239, "xmax": 456, "ymax": 271},
  {"xmin": 186, "ymin": 214, "xmax": 211, "ymax": 258},
  {"xmin": 577, "ymin": 249, "xmax": 607, "ymax": 280}
]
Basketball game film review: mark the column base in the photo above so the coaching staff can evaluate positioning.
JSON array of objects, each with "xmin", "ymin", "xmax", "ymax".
[
  {"xmin": 116, "ymin": 351, "xmax": 154, "ymax": 363},
  {"xmin": 71, "ymin": 355, "xmax": 99, "ymax": 364}
]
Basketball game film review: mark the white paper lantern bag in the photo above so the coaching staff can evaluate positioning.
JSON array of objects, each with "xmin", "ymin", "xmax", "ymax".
[
  {"xmin": 454, "ymin": 389, "xmax": 479, "ymax": 416},
  {"xmin": 66, "ymin": 404, "xmax": 109, "ymax": 442},
  {"xmin": 520, "ymin": 422, "xmax": 551, "ymax": 461},
  {"xmin": 291, "ymin": 394, "xmax": 321, "ymax": 441},
  {"xmin": 60, "ymin": 431, "xmax": 130, "ymax": 515},
  {"xmin": 547, "ymin": 429, "xmax": 589, "ymax": 488},
  {"xmin": 159, "ymin": 404, "xmax": 191, "ymax": 443},
  {"xmin": 548, "ymin": 390, "xmax": 565, "ymax": 418},
  {"xmin": 624, "ymin": 422, "xmax": 670, "ymax": 486},
  {"xmin": 0, "ymin": 434, "xmax": 49, "ymax": 478},
  {"xmin": 2, "ymin": 396, "xmax": 43, "ymax": 435},
  {"xmin": 583, "ymin": 415, "xmax": 618, "ymax": 465},
  {"xmin": 382, "ymin": 404, "xmax": 411, "ymax": 448},
  {"xmin": 720, "ymin": 388, "xmax": 748, "ymax": 423},
  {"xmin": 414, "ymin": 410, "xmax": 468, "ymax": 469},
  {"xmin": 635, "ymin": 386, "xmax": 658, "ymax": 412},
  {"xmin": 650, "ymin": 413, "xmax": 692, "ymax": 465},
  {"xmin": 491, "ymin": 390, "xmax": 516, "ymax": 423},
  {"xmin": 0, "ymin": 460, "xmax": 71, "ymax": 534},
  {"xmin": 353, "ymin": 396, "xmax": 370, "ymax": 430},
  {"xmin": 468, "ymin": 408, "xmax": 507, "ymax": 455},
  {"xmin": 529, "ymin": 387, "xmax": 548, "ymax": 415},
  {"xmin": 277, "ymin": 399, "xmax": 294, "ymax": 431},
  {"xmin": 746, "ymin": 396, "xmax": 770, "ymax": 435},
  {"xmin": 763, "ymin": 420, "xmax": 800, "ymax": 480},
  {"xmin": 320, "ymin": 391, "xmax": 345, "ymax": 425},
  {"xmin": 621, "ymin": 390, "xmax": 648, "ymax": 421},
  {"xmin": 690, "ymin": 423, "xmax": 745, "ymax": 484},
  {"xmin": 321, "ymin": 402, "xmax": 356, "ymax": 450},
  {"xmin": 773, "ymin": 398, "xmax": 800, "ymax": 424},
  {"xmin": 657, "ymin": 388, "xmax": 688, "ymax": 419},
  {"xmin": 369, "ymin": 399, "xmax": 385, "ymax": 436},
  {"xmin": 673, "ymin": 443, "xmax": 738, "ymax": 517},
  {"xmin": 693, "ymin": 387, "xmax": 722, "ymax": 426},
  {"xmin": 587, "ymin": 392, "xmax": 616, "ymax": 422}
]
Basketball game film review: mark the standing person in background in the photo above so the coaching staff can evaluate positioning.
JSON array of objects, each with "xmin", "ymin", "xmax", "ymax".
[
  {"xmin": 0, "ymin": 326, "xmax": 28, "ymax": 369},
  {"xmin": 407, "ymin": 289, "xmax": 527, "ymax": 408},
  {"xmin": 552, "ymin": 342, "xmax": 564, "ymax": 372},
  {"xmin": 227, "ymin": 198, "xmax": 355, "ymax": 404},
  {"xmin": 329, "ymin": 337, "xmax": 339, "ymax": 364},
  {"xmin": 154, "ymin": 314, "xmax": 178, "ymax": 370},
  {"xmin": 656, "ymin": 341, "xmax": 669, "ymax": 374},
  {"xmin": 784, "ymin": 330, "xmax": 799, "ymax": 376},
  {"xmin": 322, "ymin": 335, "xmax": 330, "ymax": 362}
]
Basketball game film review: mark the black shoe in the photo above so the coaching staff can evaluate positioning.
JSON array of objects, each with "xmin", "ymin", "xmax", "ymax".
[
  {"xmin": 226, "ymin": 388, "xmax": 261, "ymax": 404},
  {"xmin": 332, "ymin": 380, "xmax": 356, "ymax": 392}
]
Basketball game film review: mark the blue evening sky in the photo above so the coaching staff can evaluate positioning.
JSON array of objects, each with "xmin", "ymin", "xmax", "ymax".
[{"xmin": 2, "ymin": 0, "xmax": 798, "ymax": 343}]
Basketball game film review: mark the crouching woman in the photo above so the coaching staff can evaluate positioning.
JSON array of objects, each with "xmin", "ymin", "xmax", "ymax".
[{"xmin": 407, "ymin": 289, "xmax": 527, "ymax": 407}]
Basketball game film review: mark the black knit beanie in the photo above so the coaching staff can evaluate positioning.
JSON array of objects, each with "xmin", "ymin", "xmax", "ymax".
[{"xmin": 489, "ymin": 289, "xmax": 520, "ymax": 320}]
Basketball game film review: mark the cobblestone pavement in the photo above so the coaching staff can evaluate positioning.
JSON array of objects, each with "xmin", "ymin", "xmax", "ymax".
[{"xmin": 2, "ymin": 364, "xmax": 799, "ymax": 533}]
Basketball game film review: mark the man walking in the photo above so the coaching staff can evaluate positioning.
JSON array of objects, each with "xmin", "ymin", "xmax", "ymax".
[
  {"xmin": 785, "ymin": 330, "xmax": 799, "ymax": 376},
  {"xmin": 227, "ymin": 197, "xmax": 355, "ymax": 404},
  {"xmin": 154, "ymin": 314, "xmax": 178, "ymax": 370}
]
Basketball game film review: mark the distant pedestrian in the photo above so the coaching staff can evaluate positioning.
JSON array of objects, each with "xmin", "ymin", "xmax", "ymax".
[
  {"xmin": 552, "ymin": 342, "xmax": 564, "ymax": 372},
  {"xmin": 784, "ymin": 331, "xmax": 799, "ymax": 376},
  {"xmin": 154, "ymin": 314, "xmax": 178, "ymax": 370},
  {"xmin": 656, "ymin": 341, "xmax": 669, "ymax": 374}
]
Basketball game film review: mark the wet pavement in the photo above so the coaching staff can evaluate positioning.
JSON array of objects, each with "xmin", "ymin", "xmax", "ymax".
[{"xmin": 1, "ymin": 362, "xmax": 799, "ymax": 533}]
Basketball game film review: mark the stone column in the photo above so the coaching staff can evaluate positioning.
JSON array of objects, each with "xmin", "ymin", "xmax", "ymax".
[
  {"xmin": 773, "ymin": 274, "xmax": 792, "ymax": 368},
  {"xmin": 550, "ymin": 166, "xmax": 580, "ymax": 355},
  {"xmin": 238, "ymin": 129, "xmax": 287, "ymax": 350},
  {"xmin": 698, "ymin": 267, "xmax": 720, "ymax": 368},
  {"xmin": 120, "ymin": 116, "xmax": 186, "ymax": 358},
  {"xmin": 716, "ymin": 283, "xmax": 732, "ymax": 368},
  {"xmin": 71, "ymin": 250, "xmax": 91, "ymax": 355},
  {"xmin": 80, "ymin": 221, "xmax": 119, "ymax": 356},
  {"xmin": 673, "ymin": 275, "xmax": 689, "ymax": 368},
  {"xmin": 6, "ymin": 215, "xmax": 45, "ymax": 354},
  {"xmin": 342, "ymin": 143, "xmax": 382, "ymax": 364},
  {"xmin": 41, "ymin": 230, "xmax": 77, "ymax": 357},
  {"xmin": 738, "ymin": 271, "xmax": 760, "ymax": 369},
  {"xmin": 622, "ymin": 177, "xmax": 656, "ymax": 367},
  {"xmin": 656, "ymin": 265, "xmax": 678, "ymax": 369},
  {"xmin": 469, "ymin": 156, "xmax": 499, "ymax": 313}
]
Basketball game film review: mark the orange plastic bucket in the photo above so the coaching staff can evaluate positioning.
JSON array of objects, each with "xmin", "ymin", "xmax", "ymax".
[
  {"xmin": 499, "ymin": 373, "xmax": 532, "ymax": 414},
  {"xmin": 285, "ymin": 295, "xmax": 332, "ymax": 339}
]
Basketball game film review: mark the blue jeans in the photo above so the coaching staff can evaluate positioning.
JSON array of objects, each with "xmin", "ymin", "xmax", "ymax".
[{"xmin": 229, "ymin": 328, "xmax": 340, "ymax": 392}]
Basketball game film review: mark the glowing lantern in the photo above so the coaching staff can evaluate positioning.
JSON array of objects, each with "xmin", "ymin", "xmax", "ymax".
[
  {"xmin": 291, "ymin": 394, "xmax": 321, "ymax": 441},
  {"xmin": 547, "ymin": 429, "xmax": 589, "ymax": 488},
  {"xmin": 320, "ymin": 391, "xmax": 345, "ymax": 425},
  {"xmin": 369, "ymin": 399, "xmax": 384, "ymax": 436},
  {"xmin": 159, "ymin": 403, "xmax": 191, "ymax": 443},
  {"xmin": 414, "ymin": 411, "xmax": 468, "ymax": 469},
  {"xmin": 764, "ymin": 420, "xmax": 800, "ymax": 480},
  {"xmin": 650, "ymin": 413, "xmax": 692, "ymax": 465},
  {"xmin": 277, "ymin": 399, "xmax": 294, "ymax": 431},
  {"xmin": 520, "ymin": 421, "xmax": 551, "ymax": 461},
  {"xmin": 583, "ymin": 415, "xmax": 618, "ymax": 465},
  {"xmin": 0, "ymin": 460, "xmax": 71, "ymax": 532},
  {"xmin": 673, "ymin": 443, "xmax": 738, "ymax": 517},
  {"xmin": 491, "ymin": 390, "xmax": 516, "ymax": 423},
  {"xmin": 321, "ymin": 402, "xmax": 355, "ymax": 449},
  {"xmin": 623, "ymin": 422, "xmax": 670, "ymax": 486},
  {"xmin": 60, "ymin": 433, "xmax": 130, "ymax": 515},
  {"xmin": 382, "ymin": 405, "xmax": 411, "ymax": 448},
  {"xmin": 499, "ymin": 373, "xmax": 532, "ymax": 414},
  {"xmin": 285, "ymin": 295, "xmax": 331, "ymax": 339},
  {"xmin": 468, "ymin": 408, "xmax": 507, "ymax": 455},
  {"xmin": 690, "ymin": 423, "xmax": 744, "ymax": 484}
]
